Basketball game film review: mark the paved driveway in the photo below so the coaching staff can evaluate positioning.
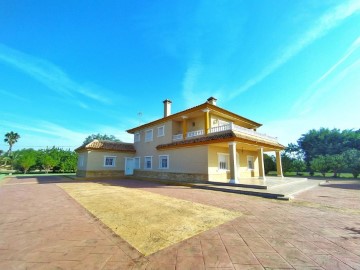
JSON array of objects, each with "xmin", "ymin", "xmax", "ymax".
[{"xmin": 0, "ymin": 176, "xmax": 359, "ymax": 269}]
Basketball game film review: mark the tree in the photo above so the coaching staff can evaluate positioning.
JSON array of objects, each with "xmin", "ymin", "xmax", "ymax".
[
  {"xmin": 37, "ymin": 148, "xmax": 60, "ymax": 173},
  {"xmin": 4, "ymin": 132, "xmax": 20, "ymax": 155},
  {"xmin": 83, "ymin": 134, "xmax": 121, "ymax": 145},
  {"xmin": 59, "ymin": 150, "xmax": 77, "ymax": 172},
  {"xmin": 285, "ymin": 143, "xmax": 304, "ymax": 160},
  {"xmin": 16, "ymin": 149, "xmax": 37, "ymax": 174},
  {"xmin": 310, "ymin": 156, "xmax": 330, "ymax": 177},
  {"xmin": 281, "ymin": 154, "xmax": 293, "ymax": 174},
  {"xmin": 298, "ymin": 128, "xmax": 360, "ymax": 165},
  {"xmin": 326, "ymin": 154, "xmax": 346, "ymax": 178},
  {"xmin": 264, "ymin": 154, "xmax": 276, "ymax": 175},
  {"xmin": 292, "ymin": 159, "xmax": 306, "ymax": 175},
  {"xmin": 343, "ymin": 149, "xmax": 360, "ymax": 178}
]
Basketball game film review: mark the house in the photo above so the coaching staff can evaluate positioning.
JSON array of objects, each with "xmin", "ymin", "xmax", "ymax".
[{"xmin": 75, "ymin": 97, "xmax": 285, "ymax": 183}]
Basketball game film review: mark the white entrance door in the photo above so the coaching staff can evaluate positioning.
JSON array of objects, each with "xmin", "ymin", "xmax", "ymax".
[{"xmin": 125, "ymin": 158, "xmax": 134, "ymax": 175}]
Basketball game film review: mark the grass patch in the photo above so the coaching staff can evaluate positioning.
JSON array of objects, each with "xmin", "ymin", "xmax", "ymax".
[
  {"xmin": 11, "ymin": 172, "xmax": 76, "ymax": 177},
  {"xmin": 0, "ymin": 174, "xmax": 7, "ymax": 182},
  {"xmin": 58, "ymin": 182, "xmax": 241, "ymax": 256},
  {"xmin": 268, "ymin": 171, "xmax": 357, "ymax": 179}
]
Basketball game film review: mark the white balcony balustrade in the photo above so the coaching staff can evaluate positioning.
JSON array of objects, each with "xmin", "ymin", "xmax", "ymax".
[
  {"xmin": 172, "ymin": 134, "xmax": 183, "ymax": 141},
  {"xmin": 187, "ymin": 129, "xmax": 204, "ymax": 138},
  {"xmin": 172, "ymin": 123, "xmax": 277, "ymax": 142}
]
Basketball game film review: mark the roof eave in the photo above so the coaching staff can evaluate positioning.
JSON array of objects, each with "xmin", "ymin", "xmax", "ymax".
[{"xmin": 127, "ymin": 102, "xmax": 262, "ymax": 133}]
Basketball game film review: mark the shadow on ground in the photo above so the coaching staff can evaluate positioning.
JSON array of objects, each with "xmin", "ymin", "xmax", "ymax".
[
  {"xmin": 320, "ymin": 182, "xmax": 360, "ymax": 190},
  {"xmin": 11, "ymin": 176, "xmax": 188, "ymax": 190}
]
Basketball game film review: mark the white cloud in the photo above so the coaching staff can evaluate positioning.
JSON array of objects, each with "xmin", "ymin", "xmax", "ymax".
[
  {"xmin": 182, "ymin": 57, "xmax": 205, "ymax": 107},
  {"xmin": 0, "ymin": 43, "xmax": 112, "ymax": 105},
  {"xmin": 292, "ymin": 36, "xmax": 360, "ymax": 114},
  {"xmin": 228, "ymin": 0, "xmax": 360, "ymax": 100},
  {"xmin": 0, "ymin": 89, "xmax": 28, "ymax": 102},
  {"xmin": 261, "ymin": 58, "xmax": 360, "ymax": 145}
]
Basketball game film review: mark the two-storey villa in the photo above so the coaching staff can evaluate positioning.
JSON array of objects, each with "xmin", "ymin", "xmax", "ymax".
[{"xmin": 76, "ymin": 97, "xmax": 285, "ymax": 183}]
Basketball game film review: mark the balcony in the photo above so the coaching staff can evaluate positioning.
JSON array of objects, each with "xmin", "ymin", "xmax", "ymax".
[{"xmin": 172, "ymin": 123, "xmax": 277, "ymax": 143}]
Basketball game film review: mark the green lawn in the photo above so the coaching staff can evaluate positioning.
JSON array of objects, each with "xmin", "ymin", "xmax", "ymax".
[
  {"xmin": 268, "ymin": 171, "xmax": 357, "ymax": 179},
  {"xmin": 12, "ymin": 172, "xmax": 76, "ymax": 177}
]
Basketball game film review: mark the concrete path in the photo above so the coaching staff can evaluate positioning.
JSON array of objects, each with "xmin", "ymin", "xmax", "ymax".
[{"xmin": 0, "ymin": 176, "xmax": 359, "ymax": 269}]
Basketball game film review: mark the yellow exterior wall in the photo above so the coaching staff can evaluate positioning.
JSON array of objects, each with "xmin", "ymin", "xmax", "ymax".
[
  {"xmin": 162, "ymin": 146, "xmax": 208, "ymax": 174},
  {"xmin": 208, "ymin": 146, "xmax": 259, "ymax": 182},
  {"xmin": 85, "ymin": 150, "xmax": 134, "ymax": 171},
  {"xmin": 210, "ymin": 115, "xmax": 230, "ymax": 128},
  {"xmin": 133, "ymin": 119, "xmax": 209, "ymax": 174},
  {"xmin": 77, "ymin": 152, "xmax": 89, "ymax": 171},
  {"xmin": 172, "ymin": 121, "xmax": 182, "ymax": 135},
  {"xmin": 186, "ymin": 116, "xmax": 204, "ymax": 132}
]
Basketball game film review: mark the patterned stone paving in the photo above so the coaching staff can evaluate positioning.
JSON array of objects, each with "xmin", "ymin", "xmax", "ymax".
[{"xmin": 0, "ymin": 176, "xmax": 359, "ymax": 269}]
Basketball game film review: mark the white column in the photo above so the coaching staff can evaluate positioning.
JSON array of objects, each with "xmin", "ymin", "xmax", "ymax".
[
  {"xmin": 276, "ymin": 151, "xmax": 284, "ymax": 178},
  {"xmin": 229, "ymin": 142, "xmax": 238, "ymax": 184},
  {"xmin": 258, "ymin": 147, "xmax": 266, "ymax": 181}
]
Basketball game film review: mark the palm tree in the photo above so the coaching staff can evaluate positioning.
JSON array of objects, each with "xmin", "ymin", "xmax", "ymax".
[{"xmin": 4, "ymin": 132, "xmax": 20, "ymax": 155}]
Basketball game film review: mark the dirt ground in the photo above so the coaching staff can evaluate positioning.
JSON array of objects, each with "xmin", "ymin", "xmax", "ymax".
[{"xmin": 58, "ymin": 182, "xmax": 241, "ymax": 256}]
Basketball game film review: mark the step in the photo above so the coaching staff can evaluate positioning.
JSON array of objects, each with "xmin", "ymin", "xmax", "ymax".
[
  {"xmin": 208, "ymin": 181, "xmax": 267, "ymax": 190},
  {"xmin": 191, "ymin": 183, "xmax": 286, "ymax": 200}
]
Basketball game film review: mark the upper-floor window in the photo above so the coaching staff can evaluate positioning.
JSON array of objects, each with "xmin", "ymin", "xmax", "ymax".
[
  {"xmin": 218, "ymin": 153, "xmax": 229, "ymax": 170},
  {"xmin": 247, "ymin": 156, "xmax": 254, "ymax": 170},
  {"xmin": 144, "ymin": 156, "xmax": 152, "ymax": 169},
  {"xmin": 104, "ymin": 156, "xmax": 116, "ymax": 167},
  {"xmin": 157, "ymin": 126, "xmax": 165, "ymax": 137},
  {"xmin": 134, "ymin": 132, "xmax": 140, "ymax": 142},
  {"xmin": 145, "ymin": 129, "xmax": 153, "ymax": 142},
  {"xmin": 159, "ymin": 155, "xmax": 169, "ymax": 169}
]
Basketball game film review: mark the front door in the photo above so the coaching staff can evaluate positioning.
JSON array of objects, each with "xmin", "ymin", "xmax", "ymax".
[{"xmin": 125, "ymin": 158, "xmax": 134, "ymax": 175}]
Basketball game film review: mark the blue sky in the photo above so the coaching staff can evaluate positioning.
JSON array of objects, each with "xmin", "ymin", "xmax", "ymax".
[{"xmin": 1, "ymin": 0, "xmax": 359, "ymax": 151}]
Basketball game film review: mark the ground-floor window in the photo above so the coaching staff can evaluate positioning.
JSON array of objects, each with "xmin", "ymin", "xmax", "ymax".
[
  {"xmin": 247, "ymin": 156, "xmax": 254, "ymax": 170},
  {"xmin": 104, "ymin": 156, "xmax": 116, "ymax": 167},
  {"xmin": 144, "ymin": 156, "xmax": 152, "ymax": 169},
  {"xmin": 218, "ymin": 153, "xmax": 229, "ymax": 170},
  {"xmin": 159, "ymin": 155, "xmax": 169, "ymax": 169},
  {"xmin": 134, "ymin": 157, "xmax": 140, "ymax": 169}
]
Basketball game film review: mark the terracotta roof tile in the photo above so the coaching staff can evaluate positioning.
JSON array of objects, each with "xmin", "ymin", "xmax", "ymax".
[{"xmin": 75, "ymin": 140, "xmax": 135, "ymax": 152}]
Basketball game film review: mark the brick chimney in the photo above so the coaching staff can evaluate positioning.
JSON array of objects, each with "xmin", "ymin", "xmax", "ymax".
[
  {"xmin": 163, "ymin": 99, "xmax": 172, "ymax": 117},
  {"xmin": 207, "ymin": 97, "xmax": 217, "ymax": 105}
]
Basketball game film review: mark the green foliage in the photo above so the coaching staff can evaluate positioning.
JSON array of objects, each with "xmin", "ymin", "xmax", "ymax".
[
  {"xmin": 37, "ymin": 148, "xmax": 61, "ymax": 173},
  {"xmin": 343, "ymin": 149, "xmax": 360, "ymax": 178},
  {"xmin": 83, "ymin": 133, "xmax": 121, "ymax": 145},
  {"xmin": 281, "ymin": 154, "xmax": 293, "ymax": 173},
  {"xmin": 264, "ymin": 154, "xmax": 276, "ymax": 175},
  {"xmin": 310, "ymin": 156, "xmax": 330, "ymax": 177},
  {"xmin": 292, "ymin": 159, "xmax": 306, "ymax": 175},
  {"xmin": 298, "ymin": 128, "xmax": 360, "ymax": 164},
  {"xmin": 285, "ymin": 143, "xmax": 304, "ymax": 160},
  {"xmin": 15, "ymin": 149, "xmax": 37, "ymax": 173},
  {"xmin": 326, "ymin": 154, "xmax": 346, "ymax": 178},
  {"xmin": 4, "ymin": 131, "xmax": 20, "ymax": 155},
  {"xmin": 310, "ymin": 154, "xmax": 345, "ymax": 178},
  {"xmin": 1, "ymin": 147, "xmax": 77, "ymax": 174},
  {"xmin": 59, "ymin": 150, "xmax": 78, "ymax": 172}
]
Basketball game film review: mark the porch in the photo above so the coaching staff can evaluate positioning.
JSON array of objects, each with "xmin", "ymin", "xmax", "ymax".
[{"xmin": 206, "ymin": 141, "xmax": 284, "ymax": 184}]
